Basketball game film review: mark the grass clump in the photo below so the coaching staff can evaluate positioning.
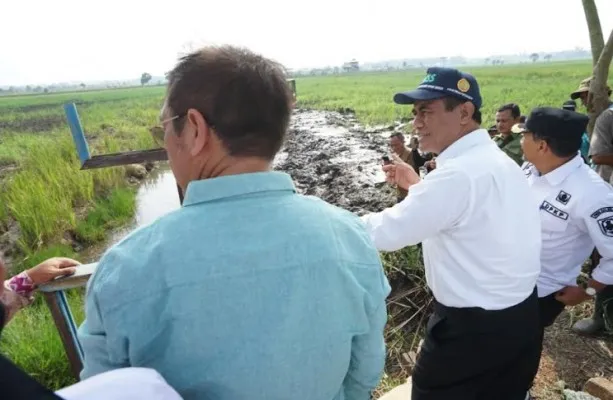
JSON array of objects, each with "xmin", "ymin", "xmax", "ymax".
[{"xmin": 74, "ymin": 187, "xmax": 136, "ymax": 244}]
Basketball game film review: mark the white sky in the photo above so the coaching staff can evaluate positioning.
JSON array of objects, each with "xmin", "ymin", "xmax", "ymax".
[{"xmin": 1, "ymin": 0, "xmax": 612, "ymax": 86}]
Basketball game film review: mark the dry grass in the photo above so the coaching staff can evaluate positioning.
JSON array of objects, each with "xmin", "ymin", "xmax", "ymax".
[{"xmin": 532, "ymin": 305, "xmax": 613, "ymax": 400}]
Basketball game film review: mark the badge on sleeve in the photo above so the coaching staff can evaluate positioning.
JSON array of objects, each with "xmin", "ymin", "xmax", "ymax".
[
  {"xmin": 591, "ymin": 207, "xmax": 613, "ymax": 219},
  {"xmin": 598, "ymin": 216, "xmax": 613, "ymax": 237},
  {"xmin": 556, "ymin": 190, "xmax": 571, "ymax": 205}
]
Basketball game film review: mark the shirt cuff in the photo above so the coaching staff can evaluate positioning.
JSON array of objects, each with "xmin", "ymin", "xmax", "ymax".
[
  {"xmin": 7, "ymin": 271, "xmax": 36, "ymax": 298},
  {"xmin": 591, "ymin": 265, "xmax": 613, "ymax": 286}
]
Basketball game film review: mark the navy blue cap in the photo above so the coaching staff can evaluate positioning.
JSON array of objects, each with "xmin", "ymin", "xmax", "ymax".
[
  {"xmin": 394, "ymin": 67, "xmax": 482, "ymax": 109},
  {"xmin": 561, "ymin": 100, "xmax": 576, "ymax": 111},
  {"xmin": 525, "ymin": 107, "xmax": 588, "ymax": 141}
]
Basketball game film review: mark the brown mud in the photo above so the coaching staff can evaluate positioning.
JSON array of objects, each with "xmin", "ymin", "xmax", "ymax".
[
  {"xmin": 276, "ymin": 109, "xmax": 400, "ymax": 214},
  {"xmin": 0, "ymin": 115, "xmax": 66, "ymax": 133}
]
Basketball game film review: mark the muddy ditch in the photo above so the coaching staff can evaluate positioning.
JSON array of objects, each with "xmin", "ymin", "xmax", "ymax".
[
  {"xmin": 82, "ymin": 109, "xmax": 408, "ymax": 262},
  {"xmin": 0, "ymin": 115, "xmax": 66, "ymax": 133},
  {"xmin": 276, "ymin": 108, "xmax": 399, "ymax": 214}
]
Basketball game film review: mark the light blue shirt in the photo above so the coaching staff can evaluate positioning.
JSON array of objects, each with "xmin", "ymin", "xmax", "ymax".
[{"xmin": 78, "ymin": 171, "xmax": 390, "ymax": 400}]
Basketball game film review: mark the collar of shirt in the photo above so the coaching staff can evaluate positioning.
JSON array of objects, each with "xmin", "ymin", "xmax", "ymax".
[
  {"xmin": 530, "ymin": 154, "xmax": 584, "ymax": 186},
  {"xmin": 182, "ymin": 171, "xmax": 296, "ymax": 207},
  {"xmin": 399, "ymin": 147, "xmax": 412, "ymax": 163},
  {"xmin": 436, "ymin": 128, "xmax": 491, "ymax": 168}
]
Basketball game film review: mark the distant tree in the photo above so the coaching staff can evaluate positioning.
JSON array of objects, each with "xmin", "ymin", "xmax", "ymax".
[
  {"xmin": 544, "ymin": 54, "xmax": 552, "ymax": 62},
  {"xmin": 582, "ymin": 0, "xmax": 613, "ymax": 135},
  {"xmin": 484, "ymin": 58, "xmax": 490, "ymax": 65},
  {"xmin": 402, "ymin": 61, "xmax": 407, "ymax": 69},
  {"xmin": 80, "ymin": 83, "xmax": 86, "ymax": 89},
  {"xmin": 530, "ymin": 53, "xmax": 539, "ymax": 63},
  {"xmin": 44, "ymin": 88, "xmax": 49, "ymax": 94},
  {"xmin": 25, "ymin": 85, "xmax": 32, "ymax": 92},
  {"xmin": 140, "ymin": 72, "xmax": 152, "ymax": 86}
]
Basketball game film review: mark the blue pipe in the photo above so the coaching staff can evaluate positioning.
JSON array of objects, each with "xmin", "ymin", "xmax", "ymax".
[
  {"xmin": 63, "ymin": 103, "xmax": 91, "ymax": 165},
  {"xmin": 55, "ymin": 291, "xmax": 84, "ymax": 365}
]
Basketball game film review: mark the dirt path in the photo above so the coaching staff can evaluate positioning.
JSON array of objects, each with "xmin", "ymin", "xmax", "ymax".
[
  {"xmin": 277, "ymin": 109, "xmax": 613, "ymax": 400},
  {"xmin": 534, "ymin": 306, "xmax": 613, "ymax": 399}
]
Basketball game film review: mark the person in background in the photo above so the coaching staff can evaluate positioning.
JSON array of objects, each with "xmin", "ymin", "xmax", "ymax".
[
  {"xmin": 362, "ymin": 67, "xmax": 542, "ymax": 400},
  {"xmin": 561, "ymin": 99, "xmax": 590, "ymax": 163},
  {"xmin": 389, "ymin": 133, "xmax": 429, "ymax": 202},
  {"xmin": 487, "ymin": 124, "xmax": 498, "ymax": 138},
  {"xmin": 0, "ymin": 256, "xmax": 79, "ymax": 325},
  {"xmin": 493, "ymin": 103, "xmax": 524, "ymax": 165},
  {"xmin": 569, "ymin": 77, "xmax": 613, "ymax": 336},
  {"xmin": 78, "ymin": 45, "xmax": 390, "ymax": 400},
  {"xmin": 518, "ymin": 107, "xmax": 613, "ymax": 338},
  {"xmin": 0, "ymin": 257, "xmax": 79, "ymax": 399},
  {"xmin": 0, "ymin": 259, "xmax": 182, "ymax": 400}
]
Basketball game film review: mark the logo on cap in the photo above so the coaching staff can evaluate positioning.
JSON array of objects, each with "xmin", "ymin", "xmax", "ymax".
[
  {"xmin": 457, "ymin": 78, "xmax": 470, "ymax": 93},
  {"xmin": 422, "ymin": 73, "xmax": 437, "ymax": 83}
]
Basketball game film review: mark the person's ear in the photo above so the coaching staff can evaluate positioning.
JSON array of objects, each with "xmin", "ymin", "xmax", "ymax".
[
  {"xmin": 459, "ymin": 102, "xmax": 474, "ymax": 125},
  {"xmin": 185, "ymin": 109, "xmax": 211, "ymax": 157},
  {"xmin": 537, "ymin": 138, "xmax": 548, "ymax": 154}
]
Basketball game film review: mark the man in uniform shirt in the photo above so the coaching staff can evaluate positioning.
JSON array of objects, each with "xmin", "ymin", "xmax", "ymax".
[
  {"xmin": 569, "ymin": 77, "xmax": 613, "ymax": 335},
  {"xmin": 518, "ymin": 108, "xmax": 613, "ymax": 332},
  {"xmin": 493, "ymin": 103, "xmax": 524, "ymax": 165},
  {"xmin": 361, "ymin": 67, "xmax": 542, "ymax": 400}
]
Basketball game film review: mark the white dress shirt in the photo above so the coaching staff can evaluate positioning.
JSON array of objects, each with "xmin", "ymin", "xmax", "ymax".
[
  {"xmin": 55, "ymin": 368, "xmax": 183, "ymax": 400},
  {"xmin": 361, "ymin": 129, "xmax": 541, "ymax": 310},
  {"xmin": 523, "ymin": 155, "xmax": 613, "ymax": 298}
]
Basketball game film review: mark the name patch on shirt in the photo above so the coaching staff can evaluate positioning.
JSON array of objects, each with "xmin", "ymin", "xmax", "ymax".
[
  {"xmin": 556, "ymin": 190, "xmax": 571, "ymax": 205},
  {"xmin": 540, "ymin": 201, "xmax": 569, "ymax": 220},
  {"xmin": 591, "ymin": 207, "xmax": 613, "ymax": 219},
  {"xmin": 598, "ymin": 216, "xmax": 613, "ymax": 237}
]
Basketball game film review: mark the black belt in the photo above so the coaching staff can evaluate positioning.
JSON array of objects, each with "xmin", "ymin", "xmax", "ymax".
[{"xmin": 433, "ymin": 287, "xmax": 538, "ymax": 325}]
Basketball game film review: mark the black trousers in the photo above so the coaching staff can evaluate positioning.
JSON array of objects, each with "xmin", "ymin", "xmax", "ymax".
[
  {"xmin": 0, "ymin": 354, "xmax": 62, "ymax": 400},
  {"xmin": 412, "ymin": 289, "xmax": 541, "ymax": 400},
  {"xmin": 538, "ymin": 293, "xmax": 565, "ymax": 329}
]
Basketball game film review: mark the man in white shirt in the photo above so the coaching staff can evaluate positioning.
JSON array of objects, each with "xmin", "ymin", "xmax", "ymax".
[
  {"xmin": 361, "ymin": 67, "xmax": 542, "ymax": 400},
  {"xmin": 517, "ymin": 108, "xmax": 613, "ymax": 330}
]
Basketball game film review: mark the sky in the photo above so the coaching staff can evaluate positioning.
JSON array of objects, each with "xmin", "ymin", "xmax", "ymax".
[{"xmin": 1, "ymin": 0, "xmax": 612, "ymax": 86}]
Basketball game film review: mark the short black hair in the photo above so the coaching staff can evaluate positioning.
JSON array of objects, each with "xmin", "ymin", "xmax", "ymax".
[
  {"xmin": 166, "ymin": 45, "xmax": 293, "ymax": 160},
  {"xmin": 497, "ymin": 103, "xmax": 521, "ymax": 119},
  {"xmin": 390, "ymin": 132, "xmax": 405, "ymax": 141},
  {"xmin": 532, "ymin": 132, "xmax": 581, "ymax": 158},
  {"xmin": 443, "ymin": 97, "xmax": 482, "ymax": 124}
]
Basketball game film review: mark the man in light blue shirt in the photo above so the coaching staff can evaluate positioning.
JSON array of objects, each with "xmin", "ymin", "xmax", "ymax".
[{"xmin": 77, "ymin": 45, "xmax": 391, "ymax": 400}]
